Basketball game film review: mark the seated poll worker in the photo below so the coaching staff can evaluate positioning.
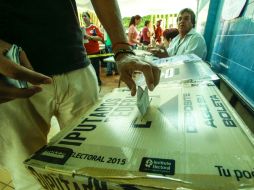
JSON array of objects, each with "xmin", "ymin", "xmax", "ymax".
[
  {"xmin": 151, "ymin": 8, "xmax": 207, "ymax": 60},
  {"xmin": 0, "ymin": 0, "xmax": 160, "ymax": 189}
]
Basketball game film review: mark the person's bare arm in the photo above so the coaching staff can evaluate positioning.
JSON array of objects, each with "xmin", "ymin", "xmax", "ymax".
[
  {"xmin": 147, "ymin": 30, "xmax": 151, "ymax": 38},
  {"xmin": 90, "ymin": 0, "xmax": 160, "ymax": 95}
]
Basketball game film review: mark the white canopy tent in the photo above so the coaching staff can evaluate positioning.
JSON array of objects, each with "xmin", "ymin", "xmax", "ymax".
[{"xmin": 76, "ymin": 0, "xmax": 198, "ymax": 17}]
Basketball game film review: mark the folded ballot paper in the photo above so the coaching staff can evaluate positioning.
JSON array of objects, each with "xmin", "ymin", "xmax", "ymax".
[
  {"xmin": 24, "ymin": 82, "xmax": 254, "ymax": 190},
  {"xmin": 137, "ymin": 86, "xmax": 150, "ymax": 116},
  {"xmin": 3, "ymin": 44, "xmax": 28, "ymax": 88}
]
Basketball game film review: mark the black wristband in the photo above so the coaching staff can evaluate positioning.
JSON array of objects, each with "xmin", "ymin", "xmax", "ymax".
[{"xmin": 114, "ymin": 49, "xmax": 135, "ymax": 60}]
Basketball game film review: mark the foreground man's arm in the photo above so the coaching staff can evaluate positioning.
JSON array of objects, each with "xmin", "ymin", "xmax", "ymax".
[{"xmin": 90, "ymin": 0, "xmax": 160, "ymax": 96}]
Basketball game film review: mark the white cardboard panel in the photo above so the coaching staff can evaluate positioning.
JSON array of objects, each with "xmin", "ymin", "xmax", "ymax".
[{"xmin": 25, "ymin": 83, "xmax": 254, "ymax": 190}]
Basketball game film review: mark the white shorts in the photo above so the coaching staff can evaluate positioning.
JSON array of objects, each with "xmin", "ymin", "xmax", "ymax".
[{"xmin": 0, "ymin": 65, "xmax": 98, "ymax": 190}]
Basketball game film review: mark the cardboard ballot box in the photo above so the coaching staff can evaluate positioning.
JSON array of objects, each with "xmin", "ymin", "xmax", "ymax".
[{"xmin": 24, "ymin": 83, "xmax": 254, "ymax": 190}]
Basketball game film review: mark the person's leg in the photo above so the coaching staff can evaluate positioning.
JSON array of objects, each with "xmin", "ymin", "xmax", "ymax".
[
  {"xmin": 55, "ymin": 65, "xmax": 99, "ymax": 129},
  {"xmin": 113, "ymin": 62, "xmax": 119, "ymax": 75},
  {"xmin": 106, "ymin": 45, "xmax": 112, "ymax": 53},
  {"xmin": 0, "ymin": 83, "xmax": 56, "ymax": 190},
  {"xmin": 106, "ymin": 62, "xmax": 113, "ymax": 76},
  {"xmin": 90, "ymin": 57, "xmax": 102, "ymax": 85},
  {"xmin": 0, "ymin": 66, "xmax": 98, "ymax": 190}
]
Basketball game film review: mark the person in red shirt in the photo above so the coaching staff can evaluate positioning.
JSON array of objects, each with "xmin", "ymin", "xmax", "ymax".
[
  {"xmin": 82, "ymin": 12, "xmax": 104, "ymax": 85},
  {"xmin": 154, "ymin": 20, "xmax": 163, "ymax": 44},
  {"xmin": 141, "ymin": 20, "xmax": 153, "ymax": 45}
]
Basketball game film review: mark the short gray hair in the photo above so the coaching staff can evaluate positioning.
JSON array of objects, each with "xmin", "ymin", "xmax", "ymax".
[{"xmin": 177, "ymin": 8, "xmax": 196, "ymax": 27}]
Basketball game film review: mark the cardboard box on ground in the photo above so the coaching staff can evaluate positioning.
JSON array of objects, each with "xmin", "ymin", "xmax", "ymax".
[{"xmin": 24, "ymin": 55, "xmax": 254, "ymax": 190}]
